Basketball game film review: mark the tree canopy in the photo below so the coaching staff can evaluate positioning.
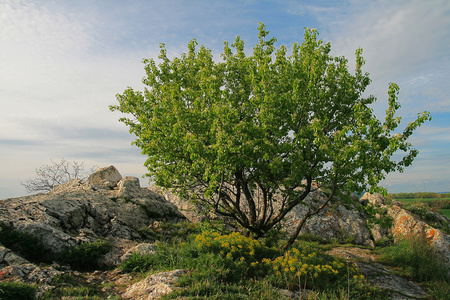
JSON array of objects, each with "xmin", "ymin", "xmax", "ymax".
[{"xmin": 111, "ymin": 24, "xmax": 430, "ymax": 244}]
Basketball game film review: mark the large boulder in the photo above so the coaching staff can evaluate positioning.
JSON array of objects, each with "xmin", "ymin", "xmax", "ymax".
[{"xmin": 86, "ymin": 165, "xmax": 122, "ymax": 190}]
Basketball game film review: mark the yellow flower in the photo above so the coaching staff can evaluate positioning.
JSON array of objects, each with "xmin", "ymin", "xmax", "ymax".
[
  {"xmin": 314, "ymin": 272, "xmax": 319, "ymax": 278},
  {"xmin": 240, "ymin": 256, "xmax": 245, "ymax": 261}
]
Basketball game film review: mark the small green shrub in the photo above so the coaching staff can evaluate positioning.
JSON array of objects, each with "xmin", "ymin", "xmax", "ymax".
[
  {"xmin": 0, "ymin": 281, "xmax": 36, "ymax": 300},
  {"xmin": 364, "ymin": 205, "xmax": 393, "ymax": 230},
  {"xmin": 374, "ymin": 236, "xmax": 394, "ymax": 247},
  {"xmin": 57, "ymin": 240, "xmax": 111, "ymax": 271},
  {"xmin": 120, "ymin": 252, "xmax": 156, "ymax": 273}
]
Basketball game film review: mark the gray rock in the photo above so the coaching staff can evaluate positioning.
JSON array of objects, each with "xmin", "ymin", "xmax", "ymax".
[
  {"xmin": 0, "ymin": 245, "xmax": 30, "ymax": 266},
  {"xmin": 283, "ymin": 189, "xmax": 373, "ymax": 246},
  {"xmin": 121, "ymin": 243, "xmax": 157, "ymax": 262},
  {"xmin": 123, "ymin": 269, "xmax": 187, "ymax": 299},
  {"xmin": 327, "ymin": 247, "xmax": 428, "ymax": 299},
  {"xmin": 360, "ymin": 192, "xmax": 386, "ymax": 206},
  {"xmin": 371, "ymin": 223, "xmax": 389, "ymax": 242},
  {"xmin": 87, "ymin": 165, "xmax": 122, "ymax": 190}
]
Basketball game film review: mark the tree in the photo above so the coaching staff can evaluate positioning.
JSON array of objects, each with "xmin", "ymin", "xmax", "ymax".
[
  {"xmin": 111, "ymin": 24, "xmax": 430, "ymax": 247},
  {"xmin": 22, "ymin": 159, "xmax": 98, "ymax": 193}
]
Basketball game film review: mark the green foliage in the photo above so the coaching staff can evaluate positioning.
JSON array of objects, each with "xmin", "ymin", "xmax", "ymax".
[
  {"xmin": 111, "ymin": 23, "xmax": 430, "ymax": 240},
  {"xmin": 0, "ymin": 281, "xmax": 36, "ymax": 300},
  {"xmin": 0, "ymin": 223, "xmax": 51, "ymax": 264},
  {"xmin": 57, "ymin": 240, "xmax": 111, "ymax": 271},
  {"xmin": 379, "ymin": 235, "xmax": 449, "ymax": 283},
  {"xmin": 363, "ymin": 205, "xmax": 394, "ymax": 230}
]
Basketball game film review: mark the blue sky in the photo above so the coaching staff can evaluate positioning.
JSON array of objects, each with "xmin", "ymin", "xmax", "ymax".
[{"xmin": 1, "ymin": 0, "xmax": 449, "ymax": 199}]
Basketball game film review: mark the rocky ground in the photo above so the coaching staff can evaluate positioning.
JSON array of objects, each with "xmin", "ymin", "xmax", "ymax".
[{"xmin": 0, "ymin": 166, "xmax": 449, "ymax": 299}]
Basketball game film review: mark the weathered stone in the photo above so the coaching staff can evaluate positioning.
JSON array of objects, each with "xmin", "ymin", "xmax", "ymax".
[
  {"xmin": 123, "ymin": 269, "xmax": 187, "ymax": 300},
  {"xmin": 154, "ymin": 184, "xmax": 374, "ymax": 246},
  {"xmin": 148, "ymin": 184, "xmax": 211, "ymax": 223},
  {"xmin": 87, "ymin": 165, "xmax": 123, "ymax": 190},
  {"xmin": 371, "ymin": 223, "xmax": 389, "ymax": 242},
  {"xmin": 280, "ymin": 189, "xmax": 373, "ymax": 246},
  {"xmin": 360, "ymin": 192, "xmax": 386, "ymax": 206},
  {"xmin": 121, "ymin": 243, "xmax": 157, "ymax": 262},
  {"xmin": 0, "ymin": 245, "xmax": 29, "ymax": 266}
]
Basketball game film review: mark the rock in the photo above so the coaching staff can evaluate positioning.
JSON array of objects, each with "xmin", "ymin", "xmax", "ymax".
[
  {"xmin": 360, "ymin": 192, "xmax": 386, "ymax": 206},
  {"xmin": 0, "ymin": 245, "xmax": 30, "ymax": 266},
  {"xmin": 281, "ymin": 189, "xmax": 373, "ymax": 247},
  {"xmin": 154, "ymin": 184, "xmax": 374, "ymax": 247},
  {"xmin": 327, "ymin": 247, "xmax": 428, "ymax": 299},
  {"xmin": 121, "ymin": 243, "xmax": 157, "ymax": 262},
  {"xmin": 87, "ymin": 165, "xmax": 123, "ymax": 190},
  {"xmin": 123, "ymin": 269, "xmax": 187, "ymax": 300},
  {"xmin": 149, "ymin": 184, "xmax": 211, "ymax": 223},
  {"xmin": 1, "ymin": 263, "xmax": 63, "ymax": 298},
  {"xmin": 371, "ymin": 223, "xmax": 389, "ymax": 243}
]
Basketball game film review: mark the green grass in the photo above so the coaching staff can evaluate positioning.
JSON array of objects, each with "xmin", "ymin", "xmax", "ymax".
[
  {"xmin": 120, "ymin": 230, "xmax": 384, "ymax": 300},
  {"xmin": 0, "ymin": 281, "xmax": 36, "ymax": 300},
  {"xmin": 378, "ymin": 235, "xmax": 449, "ymax": 282}
]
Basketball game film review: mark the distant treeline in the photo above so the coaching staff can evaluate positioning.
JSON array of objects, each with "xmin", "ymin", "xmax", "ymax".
[{"xmin": 387, "ymin": 192, "xmax": 450, "ymax": 199}]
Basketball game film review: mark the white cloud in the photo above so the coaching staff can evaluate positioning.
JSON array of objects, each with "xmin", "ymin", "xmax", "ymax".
[{"xmin": 316, "ymin": 0, "xmax": 450, "ymax": 112}]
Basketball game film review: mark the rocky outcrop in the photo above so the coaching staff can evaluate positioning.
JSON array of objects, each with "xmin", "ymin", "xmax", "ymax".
[{"xmin": 0, "ymin": 166, "xmax": 186, "ymax": 261}]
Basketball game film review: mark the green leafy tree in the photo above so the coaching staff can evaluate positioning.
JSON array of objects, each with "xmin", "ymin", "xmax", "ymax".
[{"xmin": 111, "ymin": 24, "xmax": 430, "ymax": 247}]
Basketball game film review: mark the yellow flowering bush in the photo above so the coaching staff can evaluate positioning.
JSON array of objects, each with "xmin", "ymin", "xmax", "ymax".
[
  {"xmin": 266, "ymin": 247, "xmax": 364, "ymax": 290},
  {"xmin": 194, "ymin": 231, "xmax": 367, "ymax": 292},
  {"xmin": 195, "ymin": 231, "xmax": 275, "ymax": 261}
]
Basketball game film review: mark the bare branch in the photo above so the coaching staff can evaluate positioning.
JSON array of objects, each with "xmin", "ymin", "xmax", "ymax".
[{"xmin": 21, "ymin": 159, "xmax": 98, "ymax": 193}]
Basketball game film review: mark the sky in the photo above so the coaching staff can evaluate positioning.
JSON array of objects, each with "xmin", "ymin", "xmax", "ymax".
[{"xmin": 1, "ymin": 0, "xmax": 449, "ymax": 199}]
